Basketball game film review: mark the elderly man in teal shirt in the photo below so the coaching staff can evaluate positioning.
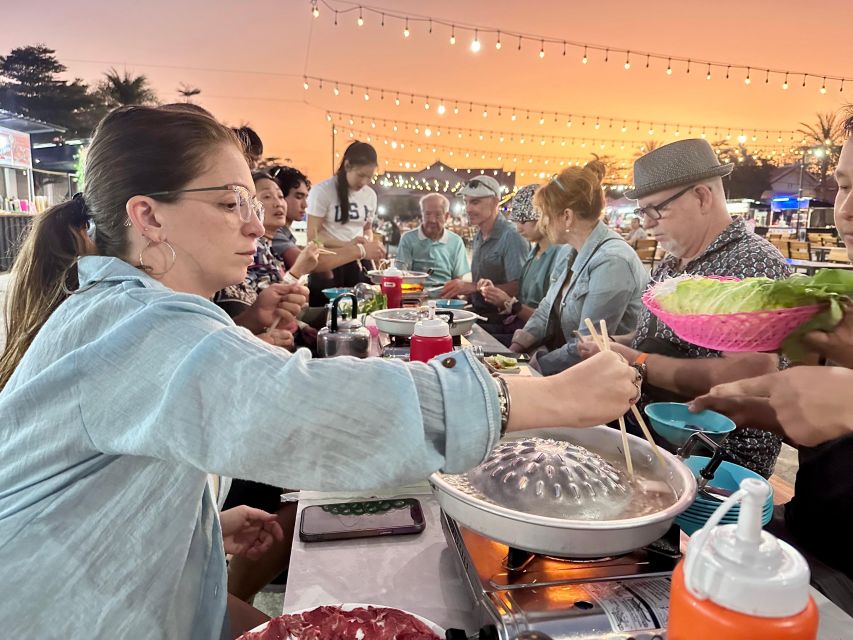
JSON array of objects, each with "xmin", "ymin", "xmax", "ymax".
[{"xmin": 396, "ymin": 193, "xmax": 470, "ymax": 286}]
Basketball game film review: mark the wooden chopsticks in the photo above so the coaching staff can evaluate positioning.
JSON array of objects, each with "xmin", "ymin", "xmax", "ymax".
[{"xmin": 581, "ymin": 319, "xmax": 668, "ymax": 479}]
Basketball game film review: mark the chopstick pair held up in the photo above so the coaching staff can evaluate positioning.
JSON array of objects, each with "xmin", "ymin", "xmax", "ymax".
[{"xmin": 582, "ymin": 319, "xmax": 667, "ymax": 477}]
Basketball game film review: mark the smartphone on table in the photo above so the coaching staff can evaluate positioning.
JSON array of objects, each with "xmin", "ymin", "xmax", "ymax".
[{"xmin": 299, "ymin": 498, "xmax": 426, "ymax": 542}]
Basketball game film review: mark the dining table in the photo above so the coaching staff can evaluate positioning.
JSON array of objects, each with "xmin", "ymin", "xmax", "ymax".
[
  {"xmin": 282, "ymin": 488, "xmax": 853, "ymax": 639},
  {"xmin": 786, "ymin": 258, "xmax": 853, "ymax": 275}
]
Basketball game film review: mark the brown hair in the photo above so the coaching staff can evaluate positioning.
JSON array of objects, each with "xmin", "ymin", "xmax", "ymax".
[
  {"xmin": 534, "ymin": 159, "xmax": 606, "ymax": 240},
  {"xmin": 0, "ymin": 105, "xmax": 240, "ymax": 390}
]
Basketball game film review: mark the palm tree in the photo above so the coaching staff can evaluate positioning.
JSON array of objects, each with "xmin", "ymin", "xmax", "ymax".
[
  {"xmin": 177, "ymin": 82, "xmax": 201, "ymax": 102},
  {"xmin": 99, "ymin": 68, "xmax": 158, "ymax": 107},
  {"xmin": 797, "ymin": 112, "xmax": 844, "ymax": 200}
]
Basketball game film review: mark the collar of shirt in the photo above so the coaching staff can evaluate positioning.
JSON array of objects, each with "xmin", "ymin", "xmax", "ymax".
[
  {"xmin": 417, "ymin": 226, "xmax": 449, "ymax": 243},
  {"xmin": 571, "ymin": 221, "xmax": 612, "ymax": 269},
  {"xmin": 658, "ymin": 218, "xmax": 747, "ymax": 274},
  {"xmin": 78, "ymin": 255, "xmax": 163, "ymax": 290},
  {"xmin": 476, "ymin": 213, "xmax": 512, "ymax": 246}
]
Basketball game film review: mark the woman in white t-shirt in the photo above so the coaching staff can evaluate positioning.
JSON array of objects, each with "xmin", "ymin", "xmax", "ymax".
[{"xmin": 306, "ymin": 141, "xmax": 381, "ymax": 304}]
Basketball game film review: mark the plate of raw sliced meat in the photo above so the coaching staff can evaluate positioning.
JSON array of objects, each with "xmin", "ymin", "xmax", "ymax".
[{"xmin": 237, "ymin": 603, "xmax": 443, "ymax": 639}]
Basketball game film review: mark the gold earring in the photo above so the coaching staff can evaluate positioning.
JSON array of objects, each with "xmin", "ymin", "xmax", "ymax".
[{"xmin": 138, "ymin": 240, "xmax": 176, "ymax": 277}]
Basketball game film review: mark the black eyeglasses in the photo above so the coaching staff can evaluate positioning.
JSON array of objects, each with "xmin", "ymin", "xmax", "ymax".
[
  {"xmin": 633, "ymin": 184, "xmax": 697, "ymax": 220},
  {"xmin": 465, "ymin": 179, "xmax": 501, "ymax": 198},
  {"xmin": 144, "ymin": 185, "xmax": 264, "ymax": 223}
]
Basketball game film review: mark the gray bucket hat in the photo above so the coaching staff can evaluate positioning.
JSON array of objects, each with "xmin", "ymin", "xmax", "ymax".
[{"xmin": 625, "ymin": 139, "xmax": 734, "ymax": 200}]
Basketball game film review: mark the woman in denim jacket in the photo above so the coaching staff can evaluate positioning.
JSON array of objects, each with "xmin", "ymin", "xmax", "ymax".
[{"xmin": 511, "ymin": 161, "xmax": 649, "ymax": 375}]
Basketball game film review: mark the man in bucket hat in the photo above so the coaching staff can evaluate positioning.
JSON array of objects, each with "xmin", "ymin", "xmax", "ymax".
[{"xmin": 579, "ymin": 139, "xmax": 791, "ymax": 478}]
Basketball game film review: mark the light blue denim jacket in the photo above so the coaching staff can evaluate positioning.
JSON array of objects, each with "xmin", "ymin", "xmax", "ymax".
[
  {"xmin": 513, "ymin": 222, "xmax": 649, "ymax": 375},
  {"xmin": 0, "ymin": 256, "xmax": 500, "ymax": 639}
]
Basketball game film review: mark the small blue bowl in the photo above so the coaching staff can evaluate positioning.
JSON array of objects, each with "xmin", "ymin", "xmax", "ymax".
[
  {"xmin": 644, "ymin": 402, "xmax": 736, "ymax": 447},
  {"xmin": 436, "ymin": 298, "xmax": 467, "ymax": 309},
  {"xmin": 321, "ymin": 287, "xmax": 353, "ymax": 301}
]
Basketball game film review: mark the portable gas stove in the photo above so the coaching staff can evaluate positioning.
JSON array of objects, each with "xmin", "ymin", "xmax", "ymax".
[
  {"xmin": 380, "ymin": 333, "xmax": 465, "ymax": 359},
  {"xmin": 441, "ymin": 513, "xmax": 678, "ymax": 640}
]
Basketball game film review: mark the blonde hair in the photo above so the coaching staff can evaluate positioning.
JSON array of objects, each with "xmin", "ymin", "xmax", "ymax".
[{"xmin": 534, "ymin": 159, "xmax": 606, "ymax": 241}]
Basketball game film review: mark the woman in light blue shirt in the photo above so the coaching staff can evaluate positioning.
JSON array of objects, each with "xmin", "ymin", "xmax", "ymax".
[
  {"xmin": 511, "ymin": 161, "xmax": 649, "ymax": 376},
  {"xmin": 0, "ymin": 106, "xmax": 637, "ymax": 639}
]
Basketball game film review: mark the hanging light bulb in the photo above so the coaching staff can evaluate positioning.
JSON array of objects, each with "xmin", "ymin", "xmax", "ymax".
[
  {"xmin": 539, "ymin": 40, "xmax": 545, "ymax": 58},
  {"xmin": 437, "ymin": 103, "xmax": 446, "ymax": 115},
  {"xmin": 471, "ymin": 29, "xmax": 481, "ymax": 52},
  {"xmin": 424, "ymin": 99, "xmax": 430, "ymax": 110},
  {"xmin": 538, "ymin": 115, "xmax": 545, "ymax": 125},
  {"xmin": 303, "ymin": 79, "xmax": 309, "ymax": 90},
  {"xmin": 820, "ymin": 78, "xmax": 827, "ymax": 94},
  {"xmin": 495, "ymin": 31, "xmax": 502, "ymax": 50},
  {"xmin": 511, "ymin": 113, "xmax": 517, "ymax": 121},
  {"xmin": 624, "ymin": 52, "xmax": 631, "ymax": 70},
  {"xmin": 666, "ymin": 58, "xmax": 672, "ymax": 75},
  {"xmin": 453, "ymin": 104, "xmax": 460, "ymax": 114},
  {"xmin": 449, "ymin": 26, "xmax": 456, "ymax": 45},
  {"xmin": 582, "ymin": 46, "xmax": 588, "ymax": 64},
  {"xmin": 333, "ymin": 84, "xmax": 340, "ymax": 96},
  {"xmin": 357, "ymin": 7, "xmax": 364, "ymax": 26},
  {"xmin": 394, "ymin": 94, "xmax": 400, "ymax": 106},
  {"xmin": 403, "ymin": 18, "xmax": 410, "ymax": 38},
  {"xmin": 482, "ymin": 109, "xmax": 488, "ymax": 118},
  {"xmin": 363, "ymin": 91, "xmax": 370, "ymax": 101},
  {"xmin": 311, "ymin": 2, "xmax": 319, "ymax": 18},
  {"xmin": 782, "ymin": 73, "xmax": 789, "ymax": 90},
  {"xmin": 744, "ymin": 68, "xmax": 752, "ymax": 85},
  {"xmin": 706, "ymin": 64, "xmax": 712, "ymax": 80}
]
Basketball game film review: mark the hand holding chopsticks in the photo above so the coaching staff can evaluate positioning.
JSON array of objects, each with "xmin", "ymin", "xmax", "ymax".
[{"xmin": 582, "ymin": 319, "xmax": 667, "ymax": 477}]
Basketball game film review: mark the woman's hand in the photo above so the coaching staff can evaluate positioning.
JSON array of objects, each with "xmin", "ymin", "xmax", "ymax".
[
  {"xmin": 504, "ymin": 351, "xmax": 638, "ymax": 432},
  {"xmin": 801, "ymin": 303, "xmax": 853, "ymax": 368},
  {"xmin": 258, "ymin": 328, "xmax": 295, "ymax": 350},
  {"xmin": 220, "ymin": 506, "xmax": 285, "ymax": 560},
  {"xmin": 576, "ymin": 336, "xmax": 638, "ymax": 362},
  {"xmin": 690, "ymin": 366, "xmax": 853, "ymax": 447},
  {"xmin": 290, "ymin": 243, "xmax": 321, "ymax": 278}
]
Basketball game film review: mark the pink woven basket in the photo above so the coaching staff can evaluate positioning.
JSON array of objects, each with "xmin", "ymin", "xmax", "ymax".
[{"xmin": 642, "ymin": 289, "xmax": 825, "ymax": 352}]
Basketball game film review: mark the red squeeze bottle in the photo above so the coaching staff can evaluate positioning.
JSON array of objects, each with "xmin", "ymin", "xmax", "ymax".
[
  {"xmin": 410, "ymin": 302, "xmax": 453, "ymax": 362},
  {"xmin": 668, "ymin": 478, "xmax": 818, "ymax": 640},
  {"xmin": 380, "ymin": 267, "xmax": 403, "ymax": 309}
]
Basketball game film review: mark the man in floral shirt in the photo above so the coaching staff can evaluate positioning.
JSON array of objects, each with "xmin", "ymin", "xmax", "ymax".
[{"xmin": 581, "ymin": 140, "xmax": 788, "ymax": 477}]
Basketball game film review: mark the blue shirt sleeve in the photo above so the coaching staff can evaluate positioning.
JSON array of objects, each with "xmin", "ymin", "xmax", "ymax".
[
  {"xmin": 451, "ymin": 235, "xmax": 471, "ymax": 278},
  {"xmin": 76, "ymin": 292, "xmax": 501, "ymax": 490},
  {"xmin": 503, "ymin": 232, "xmax": 531, "ymax": 282}
]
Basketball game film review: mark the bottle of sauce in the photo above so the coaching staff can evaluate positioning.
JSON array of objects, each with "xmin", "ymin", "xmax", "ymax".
[
  {"xmin": 410, "ymin": 302, "xmax": 453, "ymax": 362},
  {"xmin": 380, "ymin": 267, "xmax": 403, "ymax": 309},
  {"xmin": 669, "ymin": 477, "xmax": 818, "ymax": 640}
]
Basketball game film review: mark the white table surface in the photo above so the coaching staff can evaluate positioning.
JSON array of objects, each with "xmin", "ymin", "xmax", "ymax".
[{"xmin": 283, "ymin": 491, "xmax": 853, "ymax": 639}]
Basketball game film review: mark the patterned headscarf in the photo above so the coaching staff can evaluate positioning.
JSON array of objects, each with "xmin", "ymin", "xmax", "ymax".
[{"xmin": 508, "ymin": 184, "xmax": 540, "ymax": 223}]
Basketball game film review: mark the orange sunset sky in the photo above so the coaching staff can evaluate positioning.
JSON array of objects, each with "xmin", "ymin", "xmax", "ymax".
[{"xmin": 6, "ymin": 0, "xmax": 853, "ymax": 185}]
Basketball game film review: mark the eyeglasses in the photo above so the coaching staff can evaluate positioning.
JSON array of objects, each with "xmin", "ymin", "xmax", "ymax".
[
  {"xmin": 633, "ymin": 184, "xmax": 697, "ymax": 220},
  {"xmin": 144, "ymin": 185, "xmax": 264, "ymax": 223},
  {"xmin": 464, "ymin": 179, "xmax": 500, "ymax": 198}
]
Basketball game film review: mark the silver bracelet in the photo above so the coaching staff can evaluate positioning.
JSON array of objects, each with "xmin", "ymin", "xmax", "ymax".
[{"xmin": 492, "ymin": 374, "xmax": 511, "ymax": 437}]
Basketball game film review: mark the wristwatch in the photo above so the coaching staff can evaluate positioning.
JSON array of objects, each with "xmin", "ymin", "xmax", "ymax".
[{"xmin": 632, "ymin": 352, "xmax": 649, "ymax": 383}]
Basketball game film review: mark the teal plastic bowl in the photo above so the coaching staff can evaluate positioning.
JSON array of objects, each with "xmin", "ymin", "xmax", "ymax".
[
  {"xmin": 436, "ymin": 298, "xmax": 466, "ymax": 309},
  {"xmin": 644, "ymin": 402, "xmax": 735, "ymax": 447},
  {"xmin": 321, "ymin": 287, "xmax": 353, "ymax": 301}
]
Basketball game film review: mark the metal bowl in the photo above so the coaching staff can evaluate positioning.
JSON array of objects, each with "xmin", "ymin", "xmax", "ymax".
[
  {"xmin": 370, "ymin": 308, "xmax": 479, "ymax": 337},
  {"xmin": 367, "ymin": 270, "xmax": 430, "ymax": 285},
  {"xmin": 430, "ymin": 426, "xmax": 697, "ymax": 558}
]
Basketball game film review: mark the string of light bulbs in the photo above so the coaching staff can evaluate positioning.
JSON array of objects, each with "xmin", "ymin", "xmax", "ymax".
[
  {"xmin": 333, "ymin": 124, "xmax": 638, "ymax": 166},
  {"xmin": 305, "ymin": 75, "xmax": 806, "ymax": 141},
  {"xmin": 325, "ymin": 110, "xmax": 808, "ymax": 151},
  {"xmin": 309, "ymin": 0, "xmax": 850, "ymax": 95}
]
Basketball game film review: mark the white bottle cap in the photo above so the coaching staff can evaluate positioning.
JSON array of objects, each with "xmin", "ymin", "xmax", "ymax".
[
  {"xmin": 683, "ymin": 478, "xmax": 812, "ymax": 618},
  {"xmin": 414, "ymin": 302, "xmax": 451, "ymax": 338}
]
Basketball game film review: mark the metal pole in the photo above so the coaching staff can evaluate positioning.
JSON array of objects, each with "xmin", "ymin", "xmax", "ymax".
[
  {"xmin": 796, "ymin": 149, "xmax": 806, "ymax": 238},
  {"xmin": 331, "ymin": 122, "xmax": 336, "ymax": 174}
]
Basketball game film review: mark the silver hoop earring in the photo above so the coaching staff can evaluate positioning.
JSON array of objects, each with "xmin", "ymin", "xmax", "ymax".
[{"xmin": 138, "ymin": 240, "xmax": 176, "ymax": 277}]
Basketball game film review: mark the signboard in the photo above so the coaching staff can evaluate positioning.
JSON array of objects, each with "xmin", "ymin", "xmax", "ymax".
[{"xmin": 0, "ymin": 125, "xmax": 32, "ymax": 169}]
